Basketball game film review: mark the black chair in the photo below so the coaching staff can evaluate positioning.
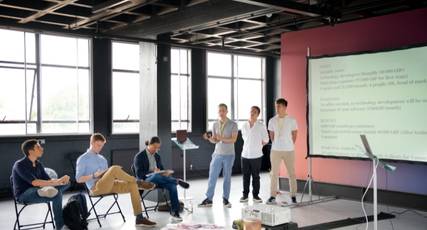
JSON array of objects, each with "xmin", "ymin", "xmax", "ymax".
[
  {"xmin": 10, "ymin": 177, "xmax": 55, "ymax": 230},
  {"xmin": 66, "ymin": 153, "xmax": 126, "ymax": 227},
  {"xmin": 85, "ymin": 187, "xmax": 126, "ymax": 227},
  {"xmin": 130, "ymin": 165, "xmax": 170, "ymax": 218}
]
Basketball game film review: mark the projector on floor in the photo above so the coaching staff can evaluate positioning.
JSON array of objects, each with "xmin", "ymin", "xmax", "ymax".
[{"xmin": 242, "ymin": 204, "xmax": 291, "ymax": 226}]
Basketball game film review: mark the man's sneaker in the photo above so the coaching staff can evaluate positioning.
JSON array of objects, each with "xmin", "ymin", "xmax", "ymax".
[
  {"xmin": 223, "ymin": 198, "xmax": 232, "ymax": 208},
  {"xmin": 198, "ymin": 198, "xmax": 213, "ymax": 207},
  {"xmin": 240, "ymin": 195, "xmax": 248, "ymax": 203},
  {"xmin": 135, "ymin": 216, "xmax": 156, "ymax": 227},
  {"xmin": 137, "ymin": 180, "xmax": 156, "ymax": 190},
  {"xmin": 177, "ymin": 179, "xmax": 190, "ymax": 189},
  {"xmin": 170, "ymin": 211, "xmax": 183, "ymax": 223},
  {"xmin": 253, "ymin": 195, "xmax": 263, "ymax": 203},
  {"xmin": 291, "ymin": 196, "xmax": 297, "ymax": 203},
  {"xmin": 37, "ymin": 186, "xmax": 58, "ymax": 198},
  {"xmin": 266, "ymin": 196, "xmax": 277, "ymax": 205}
]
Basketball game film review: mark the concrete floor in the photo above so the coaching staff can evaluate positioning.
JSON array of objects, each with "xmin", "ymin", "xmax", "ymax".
[{"xmin": 1, "ymin": 173, "xmax": 426, "ymax": 230}]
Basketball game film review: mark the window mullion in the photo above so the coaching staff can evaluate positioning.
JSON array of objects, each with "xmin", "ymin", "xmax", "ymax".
[
  {"xmin": 24, "ymin": 32, "xmax": 28, "ymax": 135},
  {"xmin": 231, "ymin": 54, "xmax": 235, "ymax": 121},
  {"xmin": 35, "ymin": 33, "xmax": 42, "ymax": 134}
]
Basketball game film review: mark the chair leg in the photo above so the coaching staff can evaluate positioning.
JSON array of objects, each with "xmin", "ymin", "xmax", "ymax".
[
  {"xmin": 42, "ymin": 207, "xmax": 49, "ymax": 229},
  {"xmin": 162, "ymin": 190, "xmax": 171, "ymax": 213},
  {"xmin": 14, "ymin": 219, "xmax": 19, "ymax": 230},
  {"xmin": 113, "ymin": 194, "xmax": 126, "ymax": 222},
  {"xmin": 154, "ymin": 190, "xmax": 162, "ymax": 211},
  {"xmin": 42, "ymin": 203, "xmax": 50, "ymax": 229},
  {"xmin": 104, "ymin": 200, "xmax": 117, "ymax": 218},
  {"xmin": 141, "ymin": 190, "xmax": 151, "ymax": 218},
  {"xmin": 88, "ymin": 196, "xmax": 102, "ymax": 227},
  {"xmin": 47, "ymin": 202, "xmax": 55, "ymax": 229},
  {"xmin": 13, "ymin": 200, "xmax": 20, "ymax": 230},
  {"xmin": 16, "ymin": 205, "xmax": 26, "ymax": 230},
  {"xmin": 141, "ymin": 198, "xmax": 149, "ymax": 218}
]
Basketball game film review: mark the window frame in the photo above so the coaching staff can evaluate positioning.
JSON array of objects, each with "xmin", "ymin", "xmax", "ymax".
[
  {"xmin": 206, "ymin": 51, "xmax": 266, "ymax": 129},
  {"xmin": 0, "ymin": 29, "xmax": 93, "ymax": 137},
  {"xmin": 111, "ymin": 40, "xmax": 141, "ymax": 135},
  {"xmin": 171, "ymin": 47, "xmax": 192, "ymax": 133}
]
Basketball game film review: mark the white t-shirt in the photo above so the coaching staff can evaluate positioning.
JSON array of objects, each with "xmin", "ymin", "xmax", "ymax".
[
  {"xmin": 241, "ymin": 120, "xmax": 270, "ymax": 159},
  {"xmin": 268, "ymin": 115, "xmax": 298, "ymax": 151}
]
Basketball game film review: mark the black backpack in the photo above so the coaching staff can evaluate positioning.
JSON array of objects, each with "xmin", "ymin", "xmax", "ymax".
[{"xmin": 63, "ymin": 193, "xmax": 89, "ymax": 230}]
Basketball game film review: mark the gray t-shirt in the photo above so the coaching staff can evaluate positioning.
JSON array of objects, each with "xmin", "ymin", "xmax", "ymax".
[
  {"xmin": 212, "ymin": 119, "xmax": 238, "ymax": 155},
  {"xmin": 145, "ymin": 150, "xmax": 157, "ymax": 172}
]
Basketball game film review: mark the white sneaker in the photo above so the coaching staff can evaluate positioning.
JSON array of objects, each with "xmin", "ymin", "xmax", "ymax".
[
  {"xmin": 37, "ymin": 186, "xmax": 58, "ymax": 198},
  {"xmin": 170, "ymin": 212, "xmax": 183, "ymax": 223}
]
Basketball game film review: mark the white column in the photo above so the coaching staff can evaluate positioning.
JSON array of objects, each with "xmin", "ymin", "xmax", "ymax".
[{"xmin": 139, "ymin": 42, "xmax": 158, "ymax": 150}]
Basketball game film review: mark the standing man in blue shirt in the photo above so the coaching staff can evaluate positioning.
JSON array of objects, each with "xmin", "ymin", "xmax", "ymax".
[
  {"xmin": 75, "ymin": 133, "xmax": 157, "ymax": 227},
  {"xmin": 199, "ymin": 103, "xmax": 238, "ymax": 208},
  {"xmin": 11, "ymin": 139, "xmax": 71, "ymax": 229}
]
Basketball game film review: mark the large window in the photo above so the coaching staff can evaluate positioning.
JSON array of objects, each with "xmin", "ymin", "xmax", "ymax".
[
  {"xmin": 0, "ymin": 29, "xmax": 91, "ymax": 135},
  {"xmin": 40, "ymin": 35, "xmax": 91, "ymax": 133},
  {"xmin": 171, "ymin": 48, "xmax": 191, "ymax": 132},
  {"xmin": 112, "ymin": 41, "xmax": 140, "ymax": 134},
  {"xmin": 207, "ymin": 52, "xmax": 265, "ymax": 129}
]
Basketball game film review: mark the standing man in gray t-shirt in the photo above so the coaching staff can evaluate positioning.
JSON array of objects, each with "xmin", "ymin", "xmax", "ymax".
[{"xmin": 199, "ymin": 103, "xmax": 238, "ymax": 208}]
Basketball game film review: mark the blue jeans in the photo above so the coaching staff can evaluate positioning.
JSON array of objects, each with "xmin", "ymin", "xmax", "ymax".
[
  {"xmin": 145, "ymin": 174, "xmax": 179, "ymax": 213},
  {"xmin": 18, "ymin": 184, "xmax": 70, "ymax": 229},
  {"xmin": 206, "ymin": 154, "xmax": 235, "ymax": 200}
]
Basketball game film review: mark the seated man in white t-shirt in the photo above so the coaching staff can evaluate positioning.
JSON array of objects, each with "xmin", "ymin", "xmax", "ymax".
[
  {"xmin": 240, "ymin": 106, "xmax": 269, "ymax": 203},
  {"xmin": 267, "ymin": 98, "xmax": 298, "ymax": 204}
]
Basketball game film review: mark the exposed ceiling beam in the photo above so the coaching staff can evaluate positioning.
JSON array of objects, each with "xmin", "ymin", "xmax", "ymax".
[
  {"xmin": 182, "ymin": 15, "xmax": 314, "ymax": 45},
  {"xmin": 0, "ymin": 14, "xmax": 70, "ymax": 27},
  {"xmin": 172, "ymin": 7, "xmax": 282, "ymax": 36},
  {"xmin": 43, "ymin": 0, "xmax": 92, "ymax": 9},
  {"xmin": 18, "ymin": 0, "xmax": 76, "ymax": 24},
  {"xmin": 0, "ymin": 3, "xmax": 88, "ymax": 20},
  {"xmin": 232, "ymin": 0, "xmax": 322, "ymax": 17},
  {"xmin": 92, "ymin": 0, "xmax": 130, "ymax": 14},
  {"xmin": 105, "ymin": 14, "xmax": 152, "ymax": 32},
  {"xmin": 187, "ymin": 0, "xmax": 210, "ymax": 7},
  {"xmin": 68, "ymin": 0, "xmax": 157, "ymax": 30}
]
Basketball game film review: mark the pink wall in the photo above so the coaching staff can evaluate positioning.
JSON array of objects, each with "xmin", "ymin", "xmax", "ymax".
[{"xmin": 280, "ymin": 8, "xmax": 427, "ymax": 195}]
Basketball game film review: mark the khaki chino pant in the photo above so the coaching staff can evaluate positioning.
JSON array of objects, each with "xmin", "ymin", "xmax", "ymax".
[
  {"xmin": 270, "ymin": 150, "xmax": 297, "ymax": 197},
  {"xmin": 91, "ymin": 165, "xmax": 143, "ymax": 216}
]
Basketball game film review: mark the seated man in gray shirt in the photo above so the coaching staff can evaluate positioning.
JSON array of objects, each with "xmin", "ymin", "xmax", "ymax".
[{"xmin": 199, "ymin": 103, "xmax": 238, "ymax": 208}]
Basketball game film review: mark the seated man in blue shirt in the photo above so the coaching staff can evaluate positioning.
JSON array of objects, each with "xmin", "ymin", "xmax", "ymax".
[
  {"xmin": 133, "ymin": 136, "xmax": 190, "ymax": 223},
  {"xmin": 11, "ymin": 139, "xmax": 71, "ymax": 230},
  {"xmin": 76, "ymin": 133, "xmax": 157, "ymax": 227}
]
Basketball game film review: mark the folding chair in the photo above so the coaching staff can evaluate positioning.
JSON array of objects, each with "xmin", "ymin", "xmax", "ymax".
[
  {"xmin": 85, "ymin": 187, "xmax": 126, "ymax": 227},
  {"xmin": 66, "ymin": 153, "xmax": 126, "ymax": 227},
  {"xmin": 130, "ymin": 165, "xmax": 170, "ymax": 218},
  {"xmin": 10, "ymin": 177, "xmax": 55, "ymax": 230}
]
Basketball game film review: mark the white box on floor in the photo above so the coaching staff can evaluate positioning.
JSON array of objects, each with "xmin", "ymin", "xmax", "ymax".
[{"xmin": 242, "ymin": 204, "xmax": 291, "ymax": 226}]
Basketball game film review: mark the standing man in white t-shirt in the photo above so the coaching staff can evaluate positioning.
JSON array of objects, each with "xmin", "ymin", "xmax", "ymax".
[
  {"xmin": 267, "ymin": 98, "xmax": 298, "ymax": 204},
  {"xmin": 240, "ymin": 106, "xmax": 269, "ymax": 203}
]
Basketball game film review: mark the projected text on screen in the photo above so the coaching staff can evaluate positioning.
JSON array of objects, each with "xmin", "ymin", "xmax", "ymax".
[{"xmin": 308, "ymin": 45, "xmax": 427, "ymax": 162}]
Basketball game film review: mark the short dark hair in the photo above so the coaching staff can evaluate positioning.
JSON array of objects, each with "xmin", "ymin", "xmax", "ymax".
[
  {"xmin": 91, "ymin": 133, "xmax": 106, "ymax": 143},
  {"xmin": 145, "ymin": 136, "xmax": 161, "ymax": 146},
  {"xmin": 251, "ymin": 106, "xmax": 261, "ymax": 114},
  {"xmin": 21, "ymin": 139, "xmax": 39, "ymax": 156},
  {"xmin": 218, "ymin": 103, "xmax": 228, "ymax": 110},
  {"xmin": 276, "ymin": 98, "xmax": 288, "ymax": 107}
]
